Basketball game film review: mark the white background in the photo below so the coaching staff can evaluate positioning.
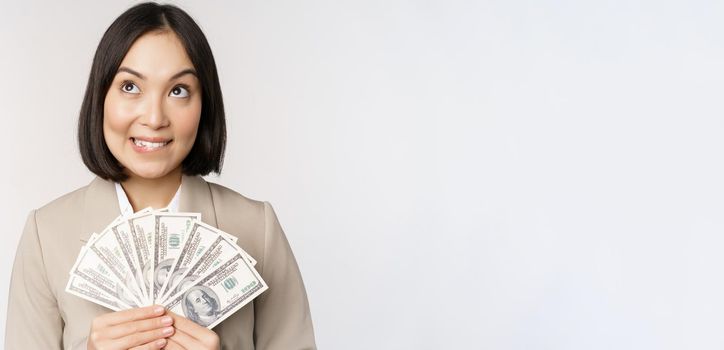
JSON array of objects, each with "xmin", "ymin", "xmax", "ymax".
[{"xmin": 1, "ymin": 0, "xmax": 724, "ymax": 349}]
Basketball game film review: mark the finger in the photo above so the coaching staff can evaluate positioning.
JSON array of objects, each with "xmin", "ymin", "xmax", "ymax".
[
  {"xmin": 128, "ymin": 338, "xmax": 168, "ymax": 350},
  {"xmin": 106, "ymin": 315, "xmax": 174, "ymax": 339},
  {"xmin": 166, "ymin": 311, "xmax": 205, "ymax": 333},
  {"xmin": 168, "ymin": 327, "xmax": 205, "ymax": 350},
  {"xmin": 163, "ymin": 338, "xmax": 188, "ymax": 350},
  {"xmin": 95, "ymin": 305, "xmax": 166, "ymax": 328},
  {"xmin": 117, "ymin": 325, "xmax": 175, "ymax": 349},
  {"xmin": 167, "ymin": 311, "xmax": 219, "ymax": 346}
]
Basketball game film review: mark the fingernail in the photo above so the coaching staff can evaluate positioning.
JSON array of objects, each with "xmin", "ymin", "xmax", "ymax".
[
  {"xmin": 161, "ymin": 316, "xmax": 173, "ymax": 325},
  {"xmin": 163, "ymin": 326, "xmax": 174, "ymax": 335},
  {"xmin": 153, "ymin": 305, "xmax": 165, "ymax": 314},
  {"xmin": 156, "ymin": 338, "xmax": 167, "ymax": 347}
]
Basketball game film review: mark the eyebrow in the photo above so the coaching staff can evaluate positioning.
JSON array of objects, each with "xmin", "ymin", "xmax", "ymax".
[{"xmin": 116, "ymin": 66, "xmax": 197, "ymax": 81}]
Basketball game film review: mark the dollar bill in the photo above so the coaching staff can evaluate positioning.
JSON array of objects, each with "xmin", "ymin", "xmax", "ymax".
[
  {"xmin": 69, "ymin": 244, "xmax": 143, "ymax": 307},
  {"xmin": 108, "ymin": 215, "xmax": 150, "ymax": 304},
  {"xmin": 158, "ymin": 221, "xmax": 236, "ymax": 301},
  {"xmin": 87, "ymin": 223, "xmax": 146, "ymax": 305},
  {"xmin": 152, "ymin": 212, "xmax": 200, "ymax": 303},
  {"xmin": 65, "ymin": 274, "xmax": 132, "ymax": 311},
  {"xmin": 127, "ymin": 210, "xmax": 157, "ymax": 301},
  {"xmin": 163, "ymin": 252, "xmax": 267, "ymax": 329},
  {"xmin": 159, "ymin": 233, "xmax": 252, "ymax": 303},
  {"xmin": 160, "ymin": 221, "xmax": 261, "ymax": 301}
]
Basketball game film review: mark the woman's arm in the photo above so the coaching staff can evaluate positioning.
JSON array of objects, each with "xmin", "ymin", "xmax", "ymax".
[
  {"xmin": 5, "ymin": 210, "xmax": 64, "ymax": 349},
  {"xmin": 253, "ymin": 202, "xmax": 317, "ymax": 350}
]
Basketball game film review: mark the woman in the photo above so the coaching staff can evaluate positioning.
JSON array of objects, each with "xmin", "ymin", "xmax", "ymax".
[{"xmin": 5, "ymin": 3, "xmax": 316, "ymax": 349}]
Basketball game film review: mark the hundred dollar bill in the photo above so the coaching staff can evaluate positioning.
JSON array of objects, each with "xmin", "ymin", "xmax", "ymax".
[
  {"xmin": 152, "ymin": 212, "xmax": 200, "ymax": 302},
  {"xmin": 159, "ymin": 231, "xmax": 253, "ymax": 303},
  {"xmin": 126, "ymin": 207, "xmax": 169, "ymax": 301},
  {"xmin": 127, "ymin": 209, "xmax": 157, "ymax": 301},
  {"xmin": 163, "ymin": 252, "xmax": 267, "ymax": 329},
  {"xmin": 158, "ymin": 221, "xmax": 221, "ymax": 301},
  {"xmin": 108, "ymin": 211, "xmax": 152, "ymax": 303},
  {"xmin": 158, "ymin": 221, "xmax": 253, "ymax": 301},
  {"xmin": 69, "ymin": 243, "xmax": 143, "ymax": 307},
  {"xmin": 89, "ymin": 221, "xmax": 147, "ymax": 304},
  {"xmin": 65, "ymin": 274, "xmax": 132, "ymax": 311}
]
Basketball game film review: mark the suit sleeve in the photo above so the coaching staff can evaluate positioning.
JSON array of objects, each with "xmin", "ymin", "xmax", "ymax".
[
  {"xmin": 5, "ymin": 210, "xmax": 64, "ymax": 349},
  {"xmin": 253, "ymin": 202, "xmax": 316, "ymax": 349}
]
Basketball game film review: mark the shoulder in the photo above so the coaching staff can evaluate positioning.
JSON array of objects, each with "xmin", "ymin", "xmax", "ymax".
[
  {"xmin": 206, "ymin": 180, "xmax": 266, "ymax": 216},
  {"xmin": 33, "ymin": 182, "xmax": 90, "ymax": 230},
  {"xmin": 30, "ymin": 176, "xmax": 116, "ymax": 246}
]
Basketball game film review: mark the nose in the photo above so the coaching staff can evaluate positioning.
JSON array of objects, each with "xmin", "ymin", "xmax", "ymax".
[{"xmin": 140, "ymin": 93, "xmax": 170, "ymax": 129}]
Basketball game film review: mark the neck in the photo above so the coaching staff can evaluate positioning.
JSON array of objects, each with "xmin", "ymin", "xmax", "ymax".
[{"xmin": 120, "ymin": 167, "xmax": 182, "ymax": 212}]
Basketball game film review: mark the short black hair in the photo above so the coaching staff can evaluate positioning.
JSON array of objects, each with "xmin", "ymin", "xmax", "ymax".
[{"xmin": 78, "ymin": 2, "xmax": 226, "ymax": 182}]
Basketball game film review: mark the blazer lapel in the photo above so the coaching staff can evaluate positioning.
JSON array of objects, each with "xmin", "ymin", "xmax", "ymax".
[
  {"xmin": 179, "ymin": 175, "xmax": 218, "ymax": 228},
  {"xmin": 79, "ymin": 176, "xmax": 121, "ymax": 243}
]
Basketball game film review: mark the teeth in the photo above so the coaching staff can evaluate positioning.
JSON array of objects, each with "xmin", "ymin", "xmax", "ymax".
[{"xmin": 133, "ymin": 138, "xmax": 168, "ymax": 149}]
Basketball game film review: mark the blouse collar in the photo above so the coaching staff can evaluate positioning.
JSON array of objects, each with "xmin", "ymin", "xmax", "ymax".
[{"xmin": 114, "ymin": 181, "xmax": 181, "ymax": 217}]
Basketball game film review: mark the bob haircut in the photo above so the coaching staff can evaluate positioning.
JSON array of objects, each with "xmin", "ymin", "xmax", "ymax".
[{"xmin": 78, "ymin": 2, "xmax": 226, "ymax": 182}]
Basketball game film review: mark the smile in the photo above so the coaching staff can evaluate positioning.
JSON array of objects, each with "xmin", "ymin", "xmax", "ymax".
[{"xmin": 130, "ymin": 137, "xmax": 172, "ymax": 152}]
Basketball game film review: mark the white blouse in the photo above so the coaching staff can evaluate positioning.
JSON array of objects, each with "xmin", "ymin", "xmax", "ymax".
[{"xmin": 114, "ymin": 181, "xmax": 181, "ymax": 216}]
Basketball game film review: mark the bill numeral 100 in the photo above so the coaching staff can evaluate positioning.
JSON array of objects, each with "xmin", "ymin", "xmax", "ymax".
[{"xmin": 222, "ymin": 276, "xmax": 239, "ymax": 291}]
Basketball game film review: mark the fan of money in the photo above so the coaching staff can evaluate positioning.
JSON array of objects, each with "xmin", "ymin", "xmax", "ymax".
[{"xmin": 66, "ymin": 207, "xmax": 267, "ymax": 329}]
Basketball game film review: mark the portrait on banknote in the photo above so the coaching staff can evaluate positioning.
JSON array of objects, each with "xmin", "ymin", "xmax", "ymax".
[
  {"xmin": 182, "ymin": 287, "xmax": 221, "ymax": 327},
  {"xmin": 153, "ymin": 260, "xmax": 173, "ymax": 291}
]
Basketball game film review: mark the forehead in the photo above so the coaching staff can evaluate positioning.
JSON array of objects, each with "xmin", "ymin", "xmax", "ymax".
[{"xmin": 119, "ymin": 31, "xmax": 194, "ymax": 78}]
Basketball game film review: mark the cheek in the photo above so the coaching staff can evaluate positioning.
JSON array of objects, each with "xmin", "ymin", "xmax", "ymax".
[
  {"xmin": 103, "ymin": 94, "xmax": 136, "ymax": 139},
  {"xmin": 173, "ymin": 104, "xmax": 202, "ymax": 143}
]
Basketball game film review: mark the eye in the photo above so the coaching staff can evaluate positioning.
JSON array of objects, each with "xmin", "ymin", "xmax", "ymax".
[
  {"xmin": 170, "ymin": 85, "xmax": 190, "ymax": 98},
  {"xmin": 120, "ymin": 81, "xmax": 140, "ymax": 94}
]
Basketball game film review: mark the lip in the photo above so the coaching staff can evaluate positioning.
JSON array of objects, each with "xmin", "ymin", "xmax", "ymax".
[
  {"xmin": 132, "ymin": 136, "xmax": 172, "ymax": 143},
  {"xmin": 129, "ymin": 137, "xmax": 173, "ymax": 153}
]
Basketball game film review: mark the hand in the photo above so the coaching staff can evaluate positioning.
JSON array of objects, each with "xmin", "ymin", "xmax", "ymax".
[
  {"xmin": 88, "ymin": 305, "xmax": 175, "ymax": 350},
  {"xmin": 163, "ymin": 311, "xmax": 220, "ymax": 350}
]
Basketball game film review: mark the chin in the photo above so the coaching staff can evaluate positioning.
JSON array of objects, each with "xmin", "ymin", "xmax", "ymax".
[{"xmin": 127, "ymin": 165, "xmax": 177, "ymax": 180}]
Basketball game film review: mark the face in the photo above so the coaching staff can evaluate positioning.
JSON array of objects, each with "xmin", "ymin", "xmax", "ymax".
[
  {"xmin": 187, "ymin": 289, "xmax": 213, "ymax": 315},
  {"xmin": 104, "ymin": 30, "xmax": 202, "ymax": 180},
  {"xmin": 155, "ymin": 265, "xmax": 170, "ymax": 285}
]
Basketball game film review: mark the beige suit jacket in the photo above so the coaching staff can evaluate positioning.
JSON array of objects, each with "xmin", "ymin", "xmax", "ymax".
[{"xmin": 5, "ymin": 175, "xmax": 316, "ymax": 349}]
